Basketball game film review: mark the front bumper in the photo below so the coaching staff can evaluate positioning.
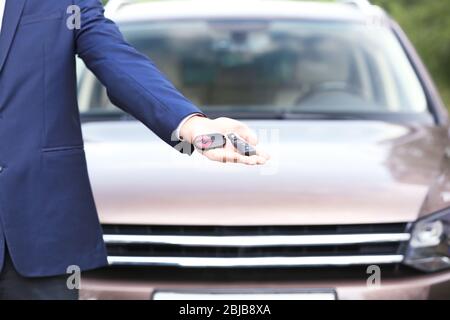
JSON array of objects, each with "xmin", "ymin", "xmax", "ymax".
[{"xmin": 79, "ymin": 267, "xmax": 450, "ymax": 300}]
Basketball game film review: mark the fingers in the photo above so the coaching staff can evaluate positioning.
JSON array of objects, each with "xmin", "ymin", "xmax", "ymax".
[
  {"xmin": 253, "ymin": 145, "xmax": 271, "ymax": 161},
  {"xmin": 203, "ymin": 148, "xmax": 268, "ymax": 165},
  {"xmin": 226, "ymin": 131, "xmax": 270, "ymax": 162},
  {"xmin": 216, "ymin": 117, "xmax": 258, "ymax": 146},
  {"xmin": 233, "ymin": 123, "xmax": 258, "ymax": 146},
  {"xmin": 199, "ymin": 117, "xmax": 270, "ymax": 165}
]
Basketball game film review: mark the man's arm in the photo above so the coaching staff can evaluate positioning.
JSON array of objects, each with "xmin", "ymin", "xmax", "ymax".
[
  {"xmin": 74, "ymin": 0, "xmax": 269, "ymax": 164},
  {"xmin": 74, "ymin": 0, "xmax": 201, "ymax": 151}
]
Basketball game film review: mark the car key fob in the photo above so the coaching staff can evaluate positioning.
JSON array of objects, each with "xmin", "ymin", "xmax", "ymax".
[
  {"xmin": 193, "ymin": 133, "xmax": 227, "ymax": 152},
  {"xmin": 227, "ymin": 133, "xmax": 257, "ymax": 156}
]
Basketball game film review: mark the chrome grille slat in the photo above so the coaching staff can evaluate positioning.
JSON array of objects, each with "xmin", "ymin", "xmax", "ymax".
[
  {"xmin": 107, "ymin": 255, "xmax": 405, "ymax": 267},
  {"xmin": 102, "ymin": 223, "xmax": 410, "ymax": 268},
  {"xmin": 103, "ymin": 233, "xmax": 410, "ymax": 247},
  {"xmin": 102, "ymin": 223, "xmax": 408, "ymax": 236}
]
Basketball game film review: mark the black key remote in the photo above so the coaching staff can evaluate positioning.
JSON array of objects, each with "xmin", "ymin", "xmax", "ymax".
[{"xmin": 227, "ymin": 133, "xmax": 257, "ymax": 156}]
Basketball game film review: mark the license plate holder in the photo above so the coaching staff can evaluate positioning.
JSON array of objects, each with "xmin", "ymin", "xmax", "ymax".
[{"xmin": 152, "ymin": 289, "xmax": 337, "ymax": 300}]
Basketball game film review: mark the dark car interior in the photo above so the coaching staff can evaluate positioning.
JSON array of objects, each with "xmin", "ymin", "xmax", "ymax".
[{"xmin": 78, "ymin": 20, "xmax": 427, "ymax": 117}]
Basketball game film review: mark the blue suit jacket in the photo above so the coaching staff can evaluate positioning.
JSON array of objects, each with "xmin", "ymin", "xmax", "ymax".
[{"xmin": 0, "ymin": 0, "xmax": 201, "ymax": 277}]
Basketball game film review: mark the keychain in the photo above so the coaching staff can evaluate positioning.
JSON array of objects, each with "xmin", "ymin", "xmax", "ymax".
[{"xmin": 193, "ymin": 133, "xmax": 256, "ymax": 157}]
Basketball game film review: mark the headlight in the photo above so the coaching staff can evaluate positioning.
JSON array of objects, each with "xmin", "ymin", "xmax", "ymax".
[{"xmin": 404, "ymin": 208, "xmax": 450, "ymax": 272}]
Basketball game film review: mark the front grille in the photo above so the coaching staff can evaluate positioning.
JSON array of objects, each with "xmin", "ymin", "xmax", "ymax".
[{"xmin": 102, "ymin": 223, "xmax": 410, "ymax": 268}]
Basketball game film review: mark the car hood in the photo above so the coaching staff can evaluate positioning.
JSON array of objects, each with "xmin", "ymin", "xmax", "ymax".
[{"xmin": 82, "ymin": 120, "xmax": 447, "ymax": 226}]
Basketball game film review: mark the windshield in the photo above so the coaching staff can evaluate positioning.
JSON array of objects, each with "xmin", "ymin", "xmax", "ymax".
[{"xmin": 78, "ymin": 20, "xmax": 428, "ymax": 118}]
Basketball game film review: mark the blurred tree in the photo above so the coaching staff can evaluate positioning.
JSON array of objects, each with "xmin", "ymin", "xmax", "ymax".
[{"xmin": 372, "ymin": 0, "xmax": 450, "ymax": 107}]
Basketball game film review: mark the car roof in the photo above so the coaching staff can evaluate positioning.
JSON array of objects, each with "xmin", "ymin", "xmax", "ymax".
[{"xmin": 107, "ymin": 0, "xmax": 388, "ymax": 24}]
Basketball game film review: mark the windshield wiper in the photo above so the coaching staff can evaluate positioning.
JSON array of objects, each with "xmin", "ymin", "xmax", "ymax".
[
  {"xmin": 203, "ymin": 110, "xmax": 365, "ymax": 120},
  {"xmin": 276, "ymin": 112, "xmax": 365, "ymax": 120},
  {"xmin": 274, "ymin": 111, "xmax": 434, "ymax": 124}
]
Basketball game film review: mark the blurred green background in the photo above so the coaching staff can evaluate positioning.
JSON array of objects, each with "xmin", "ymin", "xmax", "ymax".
[
  {"xmin": 101, "ymin": 0, "xmax": 450, "ymax": 107},
  {"xmin": 371, "ymin": 0, "xmax": 450, "ymax": 107}
]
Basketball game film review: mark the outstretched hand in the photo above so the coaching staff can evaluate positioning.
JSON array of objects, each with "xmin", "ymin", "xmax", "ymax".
[{"xmin": 179, "ymin": 116, "xmax": 270, "ymax": 165}]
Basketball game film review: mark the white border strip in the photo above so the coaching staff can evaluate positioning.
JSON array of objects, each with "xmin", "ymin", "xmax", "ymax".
[{"xmin": 153, "ymin": 292, "xmax": 336, "ymax": 300}]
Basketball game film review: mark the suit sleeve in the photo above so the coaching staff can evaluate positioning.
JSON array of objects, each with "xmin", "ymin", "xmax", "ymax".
[{"xmin": 73, "ymin": 0, "xmax": 203, "ymax": 153}]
